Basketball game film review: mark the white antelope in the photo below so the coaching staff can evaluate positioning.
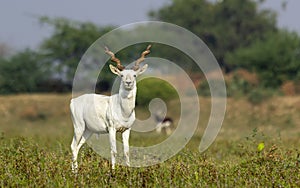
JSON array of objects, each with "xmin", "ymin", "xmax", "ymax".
[{"xmin": 70, "ymin": 45, "xmax": 151, "ymax": 171}]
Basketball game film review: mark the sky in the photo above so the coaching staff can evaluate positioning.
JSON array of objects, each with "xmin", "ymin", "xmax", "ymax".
[{"xmin": 0, "ymin": 0, "xmax": 299, "ymax": 51}]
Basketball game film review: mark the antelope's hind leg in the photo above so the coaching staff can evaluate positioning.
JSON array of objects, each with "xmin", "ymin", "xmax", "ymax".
[{"xmin": 71, "ymin": 129, "xmax": 92, "ymax": 172}]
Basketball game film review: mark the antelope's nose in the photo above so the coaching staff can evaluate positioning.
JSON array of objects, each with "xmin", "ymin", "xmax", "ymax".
[{"xmin": 126, "ymin": 81, "xmax": 131, "ymax": 85}]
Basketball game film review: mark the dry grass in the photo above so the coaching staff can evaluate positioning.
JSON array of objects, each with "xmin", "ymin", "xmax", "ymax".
[
  {"xmin": 0, "ymin": 94, "xmax": 72, "ymax": 140},
  {"xmin": 1, "ymin": 93, "xmax": 300, "ymax": 141}
]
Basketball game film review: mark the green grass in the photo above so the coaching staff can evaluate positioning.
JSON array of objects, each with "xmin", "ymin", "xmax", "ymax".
[
  {"xmin": 0, "ymin": 94, "xmax": 299, "ymax": 187},
  {"xmin": 0, "ymin": 135, "xmax": 299, "ymax": 187}
]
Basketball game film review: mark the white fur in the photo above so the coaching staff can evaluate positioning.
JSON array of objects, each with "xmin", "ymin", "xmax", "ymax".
[
  {"xmin": 70, "ymin": 64, "xmax": 148, "ymax": 171},
  {"xmin": 155, "ymin": 111, "xmax": 173, "ymax": 135},
  {"xmin": 156, "ymin": 121, "xmax": 172, "ymax": 135}
]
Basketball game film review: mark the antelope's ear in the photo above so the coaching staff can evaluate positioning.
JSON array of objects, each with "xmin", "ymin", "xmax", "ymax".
[
  {"xmin": 109, "ymin": 64, "xmax": 121, "ymax": 75},
  {"xmin": 137, "ymin": 64, "xmax": 148, "ymax": 75}
]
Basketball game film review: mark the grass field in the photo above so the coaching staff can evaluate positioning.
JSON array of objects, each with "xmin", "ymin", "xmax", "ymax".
[{"xmin": 0, "ymin": 94, "xmax": 299, "ymax": 187}]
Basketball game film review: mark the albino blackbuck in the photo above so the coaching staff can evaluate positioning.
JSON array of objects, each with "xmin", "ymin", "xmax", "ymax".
[{"xmin": 70, "ymin": 45, "xmax": 151, "ymax": 171}]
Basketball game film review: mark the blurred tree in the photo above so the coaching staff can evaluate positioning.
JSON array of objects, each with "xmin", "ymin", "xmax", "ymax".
[
  {"xmin": 149, "ymin": 0, "xmax": 277, "ymax": 71},
  {"xmin": 39, "ymin": 17, "xmax": 114, "ymax": 82},
  {"xmin": 0, "ymin": 49, "xmax": 48, "ymax": 94},
  {"xmin": 226, "ymin": 30, "xmax": 300, "ymax": 88}
]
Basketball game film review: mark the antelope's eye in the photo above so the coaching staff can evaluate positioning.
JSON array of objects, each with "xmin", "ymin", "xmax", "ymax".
[
  {"xmin": 120, "ymin": 75, "xmax": 124, "ymax": 77},
  {"xmin": 133, "ymin": 75, "xmax": 137, "ymax": 78}
]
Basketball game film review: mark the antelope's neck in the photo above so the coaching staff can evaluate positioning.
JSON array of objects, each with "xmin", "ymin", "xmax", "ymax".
[{"xmin": 119, "ymin": 86, "xmax": 136, "ymax": 118}]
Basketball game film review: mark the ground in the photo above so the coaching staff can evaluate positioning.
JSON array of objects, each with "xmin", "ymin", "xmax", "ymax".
[{"xmin": 0, "ymin": 94, "xmax": 299, "ymax": 187}]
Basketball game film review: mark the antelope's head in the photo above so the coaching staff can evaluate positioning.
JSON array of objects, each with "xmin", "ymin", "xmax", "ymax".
[{"xmin": 105, "ymin": 45, "xmax": 150, "ymax": 90}]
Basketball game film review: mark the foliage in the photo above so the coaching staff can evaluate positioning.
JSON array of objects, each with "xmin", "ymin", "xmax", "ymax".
[
  {"xmin": 39, "ymin": 17, "xmax": 114, "ymax": 82},
  {"xmin": 199, "ymin": 76, "xmax": 275, "ymax": 104},
  {"xmin": 0, "ymin": 1, "xmax": 299, "ymax": 94},
  {"xmin": 136, "ymin": 78, "xmax": 178, "ymax": 106},
  {"xmin": 118, "ymin": 43, "xmax": 199, "ymax": 73},
  {"xmin": 0, "ymin": 49, "xmax": 48, "ymax": 94},
  {"xmin": 198, "ymin": 79, "xmax": 227, "ymax": 97},
  {"xmin": 246, "ymin": 87, "xmax": 274, "ymax": 105},
  {"xmin": 227, "ymin": 75, "xmax": 253, "ymax": 97},
  {"xmin": 149, "ymin": 0, "xmax": 277, "ymax": 71},
  {"xmin": 226, "ymin": 30, "xmax": 300, "ymax": 88}
]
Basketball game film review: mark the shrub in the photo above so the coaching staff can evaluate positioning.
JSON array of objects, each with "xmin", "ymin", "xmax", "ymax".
[
  {"xmin": 226, "ymin": 30, "xmax": 300, "ymax": 88},
  {"xmin": 247, "ymin": 88, "xmax": 273, "ymax": 105},
  {"xmin": 0, "ymin": 49, "xmax": 49, "ymax": 94},
  {"xmin": 136, "ymin": 78, "xmax": 178, "ymax": 106},
  {"xmin": 198, "ymin": 79, "xmax": 227, "ymax": 97},
  {"xmin": 199, "ymin": 76, "xmax": 276, "ymax": 105}
]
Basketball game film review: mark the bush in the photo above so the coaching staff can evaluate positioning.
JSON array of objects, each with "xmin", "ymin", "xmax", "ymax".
[
  {"xmin": 136, "ymin": 78, "xmax": 178, "ymax": 106},
  {"xmin": 0, "ymin": 49, "xmax": 49, "ymax": 94},
  {"xmin": 227, "ymin": 76, "xmax": 252, "ymax": 97},
  {"xmin": 226, "ymin": 30, "xmax": 300, "ymax": 88},
  {"xmin": 247, "ymin": 88, "xmax": 274, "ymax": 105},
  {"xmin": 199, "ymin": 76, "xmax": 276, "ymax": 105},
  {"xmin": 198, "ymin": 79, "xmax": 227, "ymax": 97}
]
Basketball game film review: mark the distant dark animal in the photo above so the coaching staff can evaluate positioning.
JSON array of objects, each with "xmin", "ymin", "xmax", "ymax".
[{"xmin": 155, "ymin": 113, "xmax": 174, "ymax": 135}]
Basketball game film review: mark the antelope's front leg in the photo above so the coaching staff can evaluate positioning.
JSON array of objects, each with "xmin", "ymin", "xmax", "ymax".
[
  {"xmin": 108, "ymin": 127, "xmax": 117, "ymax": 169},
  {"xmin": 122, "ymin": 128, "xmax": 131, "ymax": 166}
]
